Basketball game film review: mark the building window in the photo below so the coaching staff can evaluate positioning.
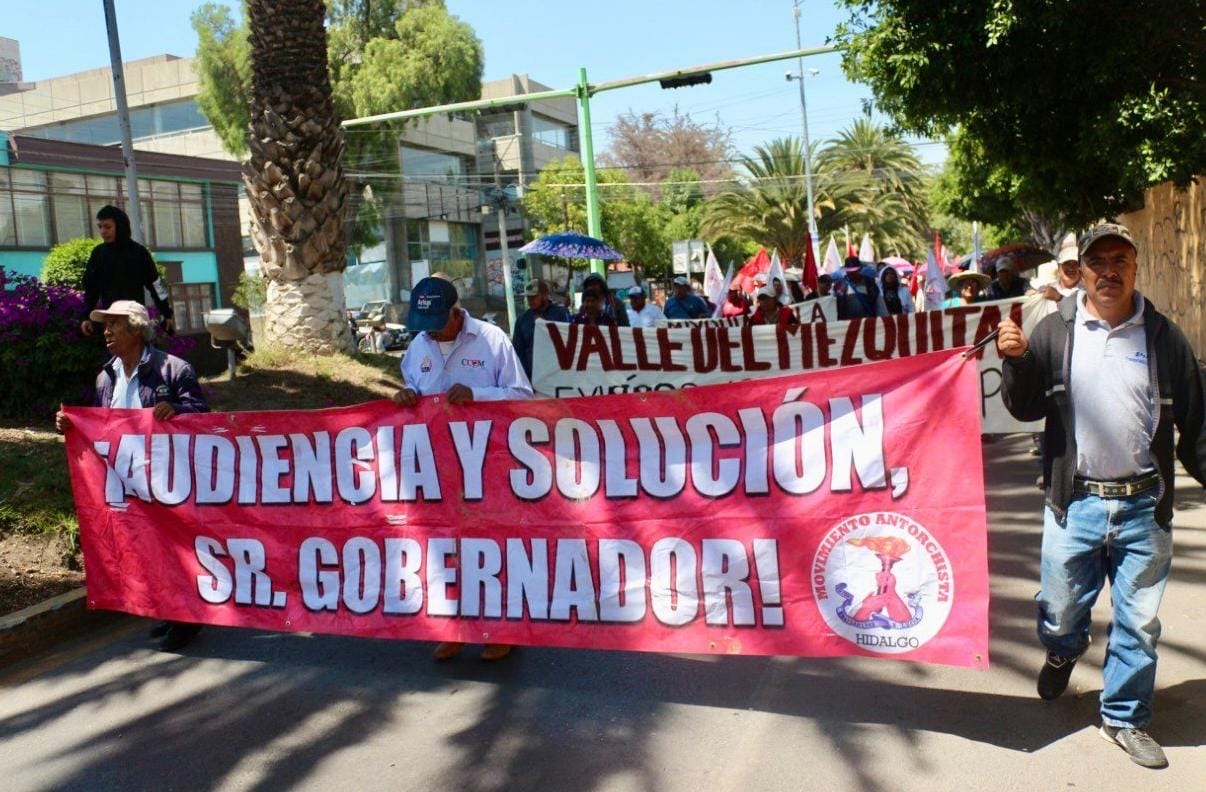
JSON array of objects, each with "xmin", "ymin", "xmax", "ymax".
[
  {"xmin": 0, "ymin": 167, "xmax": 211, "ymax": 250},
  {"xmin": 20, "ymin": 99, "xmax": 210, "ymax": 146},
  {"xmin": 532, "ymin": 115, "xmax": 570, "ymax": 150},
  {"xmin": 406, "ymin": 220, "xmax": 478, "ymax": 295},
  {"xmin": 170, "ymin": 281, "xmax": 215, "ymax": 334},
  {"xmin": 480, "ymin": 115, "xmax": 516, "ymax": 139},
  {"xmin": 400, "ymin": 146, "xmax": 466, "ymax": 183}
]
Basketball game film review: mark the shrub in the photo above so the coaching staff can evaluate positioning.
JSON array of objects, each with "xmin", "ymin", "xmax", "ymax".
[
  {"xmin": 0, "ymin": 268, "xmax": 98, "ymax": 418},
  {"xmin": 41, "ymin": 237, "xmax": 99, "ymax": 288},
  {"xmin": 231, "ymin": 270, "xmax": 267, "ymax": 313}
]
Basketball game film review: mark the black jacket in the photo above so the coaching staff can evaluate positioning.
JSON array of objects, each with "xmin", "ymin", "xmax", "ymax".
[
  {"xmin": 1001, "ymin": 295, "xmax": 1206, "ymax": 528},
  {"xmin": 512, "ymin": 301, "xmax": 571, "ymax": 379},
  {"xmin": 82, "ymin": 240, "xmax": 173, "ymax": 322}
]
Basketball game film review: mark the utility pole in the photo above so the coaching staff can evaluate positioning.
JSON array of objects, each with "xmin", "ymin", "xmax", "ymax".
[
  {"xmin": 789, "ymin": 1, "xmax": 819, "ymax": 257},
  {"xmin": 576, "ymin": 67, "xmax": 604, "ymax": 276},
  {"xmin": 491, "ymin": 140, "xmax": 518, "ymax": 333},
  {"xmin": 102, "ymin": 0, "xmax": 144, "ymax": 242}
]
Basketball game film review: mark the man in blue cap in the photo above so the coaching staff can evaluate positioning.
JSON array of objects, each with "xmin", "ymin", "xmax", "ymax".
[{"xmin": 393, "ymin": 276, "xmax": 533, "ymax": 661}]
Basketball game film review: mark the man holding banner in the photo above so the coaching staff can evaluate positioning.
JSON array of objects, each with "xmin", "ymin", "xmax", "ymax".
[
  {"xmin": 393, "ymin": 276, "xmax": 533, "ymax": 661},
  {"xmin": 998, "ymin": 223, "xmax": 1205, "ymax": 769}
]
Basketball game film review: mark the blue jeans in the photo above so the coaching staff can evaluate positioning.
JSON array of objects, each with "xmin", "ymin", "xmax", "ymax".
[{"xmin": 1038, "ymin": 492, "xmax": 1173, "ymax": 728}]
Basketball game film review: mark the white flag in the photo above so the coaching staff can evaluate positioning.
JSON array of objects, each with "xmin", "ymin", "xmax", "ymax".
[
  {"xmin": 859, "ymin": 233, "xmax": 875, "ymax": 264},
  {"xmin": 923, "ymin": 248, "xmax": 948, "ymax": 311},
  {"xmin": 823, "ymin": 236, "xmax": 843, "ymax": 275},
  {"xmin": 711, "ymin": 263, "xmax": 735, "ymax": 318},
  {"xmin": 767, "ymin": 249, "xmax": 790, "ymax": 304},
  {"xmin": 703, "ymin": 244, "xmax": 725, "ymax": 306}
]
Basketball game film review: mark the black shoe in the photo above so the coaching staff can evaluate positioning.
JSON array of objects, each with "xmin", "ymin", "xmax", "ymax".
[
  {"xmin": 1037, "ymin": 651, "xmax": 1079, "ymax": 700},
  {"xmin": 158, "ymin": 622, "xmax": 202, "ymax": 652},
  {"xmin": 148, "ymin": 621, "xmax": 171, "ymax": 639},
  {"xmin": 1099, "ymin": 725, "xmax": 1168, "ymax": 768}
]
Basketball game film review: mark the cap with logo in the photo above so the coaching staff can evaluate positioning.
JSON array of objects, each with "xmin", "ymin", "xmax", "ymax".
[
  {"xmin": 407, "ymin": 276, "xmax": 459, "ymax": 333},
  {"xmin": 1079, "ymin": 222, "xmax": 1136, "ymax": 257},
  {"xmin": 90, "ymin": 299, "xmax": 150, "ymax": 325},
  {"xmin": 1056, "ymin": 232, "xmax": 1079, "ymax": 264},
  {"xmin": 627, "ymin": 285, "xmax": 644, "ymax": 296}
]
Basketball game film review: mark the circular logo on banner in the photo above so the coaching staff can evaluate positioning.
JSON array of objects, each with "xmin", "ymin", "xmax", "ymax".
[{"xmin": 812, "ymin": 512, "xmax": 954, "ymax": 654}]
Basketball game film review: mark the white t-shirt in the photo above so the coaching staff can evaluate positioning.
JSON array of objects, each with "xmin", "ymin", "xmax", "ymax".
[
  {"xmin": 1069, "ymin": 293, "xmax": 1155, "ymax": 479},
  {"xmin": 627, "ymin": 303, "xmax": 666, "ymax": 328}
]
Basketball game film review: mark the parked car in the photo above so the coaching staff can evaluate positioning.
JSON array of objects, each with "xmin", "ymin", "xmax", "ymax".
[{"xmin": 356, "ymin": 322, "xmax": 410, "ymax": 353}]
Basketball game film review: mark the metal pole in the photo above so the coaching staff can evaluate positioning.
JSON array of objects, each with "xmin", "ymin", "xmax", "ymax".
[
  {"xmin": 792, "ymin": 1, "xmax": 819, "ymax": 253},
  {"xmin": 576, "ymin": 67, "xmax": 604, "ymax": 276},
  {"xmin": 493, "ymin": 145, "xmax": 518, "ymax": 334},
  {"xmin": 102, "ymin": 0, "xmax": 144, "ymax": 243}
]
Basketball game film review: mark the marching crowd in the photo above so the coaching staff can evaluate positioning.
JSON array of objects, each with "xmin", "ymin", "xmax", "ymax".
[{"xmin": 52, "ymin": 203, "xmax": 1204, "ymax": 770}]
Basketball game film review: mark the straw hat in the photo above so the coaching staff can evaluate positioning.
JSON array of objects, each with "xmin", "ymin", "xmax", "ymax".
[{"xmin": 947, "ymin": 271, "xmax": 991, "ymax": 289}]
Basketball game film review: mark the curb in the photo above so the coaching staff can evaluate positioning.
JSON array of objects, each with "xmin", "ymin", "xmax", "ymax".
[{"xmin": 0, "ymin": 587, "xmax": 125, "ymax": 668}]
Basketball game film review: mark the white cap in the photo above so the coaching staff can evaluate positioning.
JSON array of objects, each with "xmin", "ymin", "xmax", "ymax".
[
  {"xmin": 627, "ymin": 285, "xmax": 644, "ymax": 296},
  {"xmin": 89, "ymin": 299, "xmax": 150, "ymax": 324},
  {"xmin": 755, "ymin": 285, "xmax": 777, "ymax": 299},
  {"xmin": 672, "ymin": 275, "xmax": 690, "ymax": 286}
]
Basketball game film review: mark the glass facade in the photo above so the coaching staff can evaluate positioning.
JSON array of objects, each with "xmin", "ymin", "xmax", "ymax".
[
  {"xmin": 400, "ymin": 146, "xmax": 466, "ymax": 183},
  {"xmin": 0, "ymin": 167, "xmax": 209, "ymax": 249},
  {"xmin": 19, "ymin": 99, "xmax": 210, "ymax": 146},
  {"xmin": 532, "ymin": 115, "xmax": 571, "ymax": 149},
  {"xmin": 406, "ymin": 220, "xmax": 478, "ymax": 294}
]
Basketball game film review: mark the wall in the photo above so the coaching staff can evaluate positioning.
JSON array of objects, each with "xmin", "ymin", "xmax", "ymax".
[{"xmin": 1119, "ymin": 178, "xmax": 1205, "ymax": 357}]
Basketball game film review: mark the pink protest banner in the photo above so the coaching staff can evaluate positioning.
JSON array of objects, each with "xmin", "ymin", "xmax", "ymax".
[{"xmin": 64, "ymin": 348, "xmax": 989, "ymax": 667}]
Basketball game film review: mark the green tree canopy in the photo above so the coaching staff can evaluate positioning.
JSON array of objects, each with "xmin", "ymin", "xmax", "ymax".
[
  {"xmin": 835, "ymin": 1, "xmax": 1205, "ymax": 224},
  {"xmin": 191, "ymin": 0, "xmax": 483, "ymax": 158}
]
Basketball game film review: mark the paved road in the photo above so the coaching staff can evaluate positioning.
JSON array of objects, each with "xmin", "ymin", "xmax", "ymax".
[{"xmin": 1, "ymin": 436, "xmax": 1202, "ymax": 791}]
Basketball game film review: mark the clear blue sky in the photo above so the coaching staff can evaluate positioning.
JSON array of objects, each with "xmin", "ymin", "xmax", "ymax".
[{"xmin": 4, "ymin": 0, "xmax": 944, "ymax": 164}]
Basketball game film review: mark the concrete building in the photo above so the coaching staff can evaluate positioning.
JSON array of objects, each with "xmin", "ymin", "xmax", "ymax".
[{"xmin": 0, "ymin": 46, "xmax": 581, "ymax": 319}]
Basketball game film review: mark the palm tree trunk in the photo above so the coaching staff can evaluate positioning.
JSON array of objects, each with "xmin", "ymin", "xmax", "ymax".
[{"xmin": 244, "ymin": 0, "xmax": 353, "ymax": 353}]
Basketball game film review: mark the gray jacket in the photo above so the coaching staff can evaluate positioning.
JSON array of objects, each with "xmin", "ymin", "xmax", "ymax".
[{"xmin": 1001, "ymin": 295, "xmax": 1205, "ymax": 528}]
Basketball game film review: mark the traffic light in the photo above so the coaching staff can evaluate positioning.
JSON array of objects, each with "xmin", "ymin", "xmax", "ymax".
[{"xmin": 659, "ymin": 72, "xmax": 713, "ymax": 90}]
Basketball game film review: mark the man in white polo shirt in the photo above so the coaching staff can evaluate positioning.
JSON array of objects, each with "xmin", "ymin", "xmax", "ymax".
[
  {"xmin": 997, "ymin": 223, "xmax": 1205, "ymax": 769},
  {"xmin": 626, "ymin": 285, "xmax": 665, "ymax": 328},
  {"xmin": 393, "ymin": 276, "xmax": 532, "ymax": 661}
]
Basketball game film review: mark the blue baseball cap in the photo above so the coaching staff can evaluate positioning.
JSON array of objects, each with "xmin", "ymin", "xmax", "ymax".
[{"xmin": 407, "ymin": 277, "xmax": 458, "ymax": 333}]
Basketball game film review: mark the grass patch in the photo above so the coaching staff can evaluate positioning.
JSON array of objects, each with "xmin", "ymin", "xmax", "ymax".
[
  {"xmin": 202, "ymin": 348, "xmax": 404, "ymax": 412},
  {"xmin": 0, "ymin": 427, "xmax": 78, "ymax": 545}
]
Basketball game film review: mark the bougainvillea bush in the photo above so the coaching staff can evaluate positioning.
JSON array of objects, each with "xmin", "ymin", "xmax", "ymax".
[{"xmin": 0, "ymin": 267, "xmax": 196, "ymax": 419}]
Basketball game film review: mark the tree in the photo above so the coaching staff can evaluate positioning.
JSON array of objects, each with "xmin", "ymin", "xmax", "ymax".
[
  {"xmin": 192, "ymin": 1, "xmax": 483, "ymax": 158},
  {"xmin": 191, "ymin": 4, "xmax": 251, "ymax": 156},
  {"xmin": 932, "ymin": 131, "xmax": 1070, "ymax": 253},
  {"xmin": 41, "ymin": 238, "xmax": 100, "ymax": 288},
  {"xmin": 813, "ymin": 118, "xmax": 930, "ymax": 257},
  {"xmin": 835, "ymin": 1, "xmax": 1206, "ymax": 224},
  {"xmin": 520, "ymin": 156, "xmax": 668, "ymax": 277},
  {"xmin": 600, "ymin": 109, "xmax": 735, "ymax": 196},
  {"xmin": 244, "ymin": 0, "xmax": 352, "ymax": 353},
  {"xmin": 701, "ymin": 139, "xmax": 815, "ymax": 268}
]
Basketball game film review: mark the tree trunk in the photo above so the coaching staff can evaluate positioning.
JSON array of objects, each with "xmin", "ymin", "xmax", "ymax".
[{"xmin": 244, "ymin": 0, "xmax": 354, "ymax": 354}]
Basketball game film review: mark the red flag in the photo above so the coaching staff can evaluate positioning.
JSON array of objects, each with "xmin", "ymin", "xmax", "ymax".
[
  {"xmin": 802, "ymin": 238, "xmax": 819, "ymax": 292},
  {"xmin": 934, "ymin": 232, "xmax": 947, "ymax": 271}
]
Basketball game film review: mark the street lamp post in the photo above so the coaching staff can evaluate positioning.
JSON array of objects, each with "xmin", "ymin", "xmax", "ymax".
[{"xmin": 789, "ymin": 1, "xmax": 819, "ymax": 254}]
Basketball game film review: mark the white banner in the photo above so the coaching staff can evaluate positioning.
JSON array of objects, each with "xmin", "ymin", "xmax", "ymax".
[
  {"xmin": 665, "ymin": 297, "xmax": 837, "ymax": 328},
  {"xmin": 533, "ymin": 297, "xmax": 1048, "ymax": 434}
]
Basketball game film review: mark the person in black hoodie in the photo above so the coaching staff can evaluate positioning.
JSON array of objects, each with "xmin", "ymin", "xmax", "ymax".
[{"xmin": 80, "ymin": 205, "xmax": 175, "ymax": 336}]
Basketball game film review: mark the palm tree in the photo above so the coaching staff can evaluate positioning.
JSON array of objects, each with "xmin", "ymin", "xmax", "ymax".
[
  {"xmin": 244, "ymin": 0, "xmax": 352, "ymax": 353},
  {"xmin": 700, "ymin": 138, "xmax": 824, "ymax": 267},
  {"xmin": 814, "ymin": 119, "xmax": 930, "ymax": 257}
]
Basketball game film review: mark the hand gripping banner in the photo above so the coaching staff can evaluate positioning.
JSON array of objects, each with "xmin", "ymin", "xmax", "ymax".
[{"xmin": 65, "ymin": 348, "xmax": 989, "ymax": 667}]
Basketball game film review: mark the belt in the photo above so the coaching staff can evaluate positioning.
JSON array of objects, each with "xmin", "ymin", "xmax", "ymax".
[{"xmin": 1073, "ymin": 472, "xmax": 1160, "ymax": 498}]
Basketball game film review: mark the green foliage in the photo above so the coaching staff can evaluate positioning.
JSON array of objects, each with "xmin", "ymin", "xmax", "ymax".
[
  {"xmin": 813, "ymin": 118, "xmax": 930, "ymax": 257},
  {"xmin": 701, "ymin": 138, "xmax": 815, "ymax": 267},
  {"xmin": 192, "ymin": 1, "xmax": 483, "ymax": 160},
  {"xmin": 835, "ymin": 0, "xmax": 1206, "ymax": 224},
  {"xmin": 192, "ymin": 3, "xmax": 251, "ymax": 156},
  {"xmin": 41, "ymin": 238, "xmax": 98, "ymax": 288},
  {"xmin": 230, "ymin": 270, "xmax": 267, "ymax": 313}
]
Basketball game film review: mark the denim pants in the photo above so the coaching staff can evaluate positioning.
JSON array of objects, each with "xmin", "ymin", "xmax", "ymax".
[{"xmin": 1038, "ymin": 492, "xmax": 1173, "ymax": 728}]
